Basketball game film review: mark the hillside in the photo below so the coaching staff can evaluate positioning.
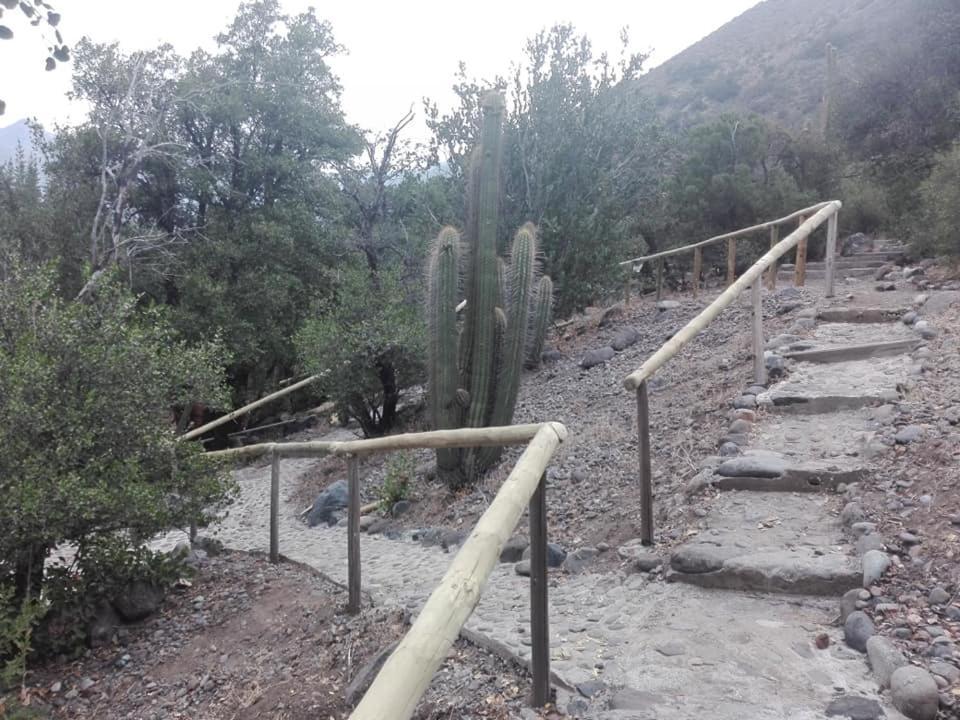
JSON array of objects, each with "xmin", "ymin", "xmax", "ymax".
[
  {"xmin": 0, "ymin": 118, "xmax": 43, "ymax": 164},
  {"xmin": 641, "ymin": 0, "xmax": 949, "ymax": 130}
]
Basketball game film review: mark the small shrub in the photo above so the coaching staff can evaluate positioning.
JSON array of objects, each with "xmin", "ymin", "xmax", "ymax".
[
  {"xmin": 378, "ymin": 452, "xmax": 414, "ymax": 513},
  {"xmin": 916, "ymin": 142, "xmax": 960, "ymax": 258},
  {"xmin": 0, "ymin": 586, "xmax": 48, "ymax": 692}
]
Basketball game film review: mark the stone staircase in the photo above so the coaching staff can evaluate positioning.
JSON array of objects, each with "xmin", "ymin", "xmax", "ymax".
[{"xmin": 777, "ymin": 246, "xmax": 907, "ymax": 282}]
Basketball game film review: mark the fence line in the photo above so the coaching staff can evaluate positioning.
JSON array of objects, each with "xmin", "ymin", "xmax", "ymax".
[{"xmin": 621, "ymin": 200, "xmax": 841, "ymax": 544}]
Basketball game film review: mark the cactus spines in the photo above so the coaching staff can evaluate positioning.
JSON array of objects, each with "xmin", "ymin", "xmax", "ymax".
[
  {"xmin": 425, "ymin": 92, "xmax": 554, "ymax": 486},
  {"xmin": 527, "ymin": 275, "xmax": 554, "ymax": 368}
]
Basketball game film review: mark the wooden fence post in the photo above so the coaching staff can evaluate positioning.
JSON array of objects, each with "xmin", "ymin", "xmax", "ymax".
[
  {"xmin": 727, "ymin": 237, "xmax": 737, "ymax": 286},
  {"xmin": 623, "ymin": 265, "xmax": 632, "ymax": 305},
  {"xmin": 529, "ymin": 472, "xmax": 550, "ymax": 708},
  {"xmin": 794, "ymin": 215, "xmax": 807, "ymax": 287},
  {"xmin": 347, "ymin": 455, "xmax": 361, "ymax": 614},
  {"xmin": 655, "ymin": 258, "xmax": 664, "ymax": 302},
  {"xmin": 637, "ymin": 381, "xmax": 653, "ymax": 545},
  {"xmin": 825, "ymin": 211, "xmax": 838, "ymax": 297},
  {"xmin": 692, "ymin": 247, "xmax": 702, "ymax": 300},
  {"xmin": 269, "ymin": 448, "xmax": 280, "ymax": 563},
  {"xmin": 766, "ymin": 225, "xmax": 779, "ymax": 290},
  {"xmin": 752, "ymin": 281, "xmax": 766, "ymax": 386}
]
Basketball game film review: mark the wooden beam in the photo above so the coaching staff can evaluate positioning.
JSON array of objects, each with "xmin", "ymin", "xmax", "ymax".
[
  {"xmin": 348, "ymin": 422, "xmax": 568, "ymax": 720},
  {"xmin": 794, "ymin": 215, "xmax": 807, "ymax": 287},
  {"xmin": 205, "ymin": 424, "xmax": 547, "ymax": 460},
  {"xmin": 726, "ymin": 237, "xmax": 737, "ymax": 286},
  {"xmin": 637, "ymin": 381, "xmax": 654, "ymax": 545},
  {"xmin": 692, "ymin": 247, "xmax": 702, "ymax": 300},
  {"xmin": 528, "ymin": 473, "xmax": 550, "ymax": 707},
  {"xmin": 179, "ymin": 374, "xmax": 322, "ymax": 441},
  {"xmin": 348, "ymin": 455, "xmax": 361, "ymax": 614},
  {"xmin": 765, "ymin": 225, "xmax": 779, "ymax": 290},
  {"xmin": 617, "ymin": 201, "xmax": 834, "ymax": 266},
  {"xmin": 825, "ymin": 211, "xmax": 838, "ymax": 297},
  {"xmin": 622, "ymin": 201, "xmax": 841, "ymax": 391}
]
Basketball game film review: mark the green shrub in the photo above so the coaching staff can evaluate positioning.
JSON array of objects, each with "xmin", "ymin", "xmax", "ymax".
[
  {"xmin": 378, "ymin": 452, "xmax": 414, "ymax": 513},
  {"xmin": 0, "ymin": 586, "xmax": 47, "ymax": 692},
  {"xmin": 916, "ymin": 142, "xmax": 960, "ymax": 258},
  {"xmin": 839, "ymin": 173, "xmax": 893, "ymax": 235},
  {"xmin": 296, "ymin": 264, "xmax": 425, "ymax": 437},
  {"xmin": 0, "ymin": 260, "xmax": 232, "ymax": 661}
]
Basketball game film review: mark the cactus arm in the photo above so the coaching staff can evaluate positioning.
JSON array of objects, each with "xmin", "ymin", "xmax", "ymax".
[{"xmin": 526, "ymin": 275, "xmax": 554, "ymax": 368}]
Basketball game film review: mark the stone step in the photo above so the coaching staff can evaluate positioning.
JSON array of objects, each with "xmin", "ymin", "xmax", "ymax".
[
  {"xmin": 781, "ymin": 258, "xmax": 890, "ymax": 270},
  {"xmin": 694, "ymin": 450, "xmax": 868, "ymax": 493},
  {"xmin": 757, "ymin": 355, "xmax": 909, "ymax": 414},
  {"xmin": 816, "ymin": 307, "xmax": 908, "ymax": 323},
  {"xmin": 777, "ymin": 267, "xmax": 877, "ymax": 280},
  {"xmin": 666, "ymin": 492, "xmax": 859, "ymax": 596},
  {"xmin": 782, "ymin": 338, "xmax": 920, "ymax": 364}
]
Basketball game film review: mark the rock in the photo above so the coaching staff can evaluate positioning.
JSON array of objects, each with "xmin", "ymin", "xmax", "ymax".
[
  {"xmin": 899, "ymin": 532, "xmax": 920, "ymax": 545},
  {"xmin": 717, "ymin": 454, "xmax": 788, "ymax": 478},
  {"xmin": 929, "ymin": 662, "xmax": 960, "ymax": 683},
  {"xmin": 890, "ymin": 666, "xmax": 940, "ymax": 720},
  {"xmin": 344, "ymin": 641, "xmax": 399, "ymax": 704},
  {"xmin": 904, "ymin": 266, "xmax": 924, "ymax": 279},
  {"xmin": 728, "ymin": 419, "xmax": 751, "ymax": 434},
  {"xmin": 522, "ymin": 542, "xmax": 566, "ymax": 567},
  {"xmin": 655, "ymin": 640, "xmax": 686, "ymax": 656},
  {"xmin": 366, "ymin": 518, "xmax": 393, "ymax": 535},
  {"xmin": 913, "ymin": 320, "xmax": 937, "ymax": 339},
  {"xmin": 359, "ymin": 515, "xmax": 376, "ymax": 531},
  {"xmin": 765, "ymin": 333, "xmax": 802, "ymax": 350},
  {"xmin": 718, "ymin": 441, "xmax": 741, "ymax": 457},
  {"xmin": 656, "ymin": 300, "xmax": 681, "ymax": 311},
  {"xmin": 611, "ymin": 327, "xmax": 640, "ymax": 351},
  {"xmin": 901, "ymin": 311, "xmax": 918, "ymax": 325},
  {"xmin": 78, "ymin": 677, "xmax": 95, "ymax": 692},
  {"xmin": 732, "ymin": 395, "xmax": 757, "ymax": 409},
  {"xmin": 790, "ymin": 317, "xmax": 817, "ymax": 331},
  {"xmin": 608, "ymin": 688, "xmax": 661, "ymax": 711},
  {"xmin": 841, "ymin": 502, "xmax": 866, "ymax": 527},
  {"xmin": 306, "ymin": 479, "xmax": 349, "ymax": 527},
  {"xmin": 866, "ymin": 635, "xmax": 908, "ymax": 688},
  {"xmin": 730, "ymin": 408, "xmax": 757, "ymax": 422},
  {"xmin": 825, "ymin": 695, "xmax": 885, "ymax": 720},
  {"xmin": 111, "ymin": 580, "xmax": 164, "ymax": 622},
  {"xmin": 929, "ymin": 587, "xmax": 950, "ymax": 605},
  {"xmin": 895, "ymin": 425, "xmax": 923, "ymax": 444},
  {"xmin": 844, "ymin": 611, "xmax": 875, "ymax": 652},
  {"xmin": 575, "ymin": 680, "xmax": 606, "ymax": 699},
  {"xmin": 193, "ymin": 535, "xmax": 224, "ymax": 557},
  {"xmin": 945, "ymin": 407, "xmax": 960, "ymax": 425},
  {"xmin": 500, "ymin": 536, "xmax": 529, "ymax": 563},
  {"xmin": 390, "ymin": 500, "xmax": 411, "ymax": 517},
  {"xmin": 843, "ymin": 232, "xmax": 874, "ymax": 256},
  {"xmin": 88, "ymin": 600, "xmax": 119, "ymax": 648},
  {"xmin": 580, "ymin": 346, "xmax": 615, "ymax": 369},
  {"xmin": 619, "ymin": 544, "xmax": 663, "ymax": 572},
  {"xmin": 841, "ymin": 588, "xmax": 862, "ymax": 624},
  {"xmin": 562, "ymin": 547, "xmax": 599, "ymax": 575},
  {"xmin": 541, "ymin": 349, "xmax": 564, "ymax": 364},
  {"xmin": 876, "ymin": 282, "xmax": 897, "ymax": 292},
  {"xmin": 670, "ymin": 544, "xmax": 727, "ymax": 574},
  {"xmin": 515, "ymin": 560, "xmax": 531, "ymax": 577},
  {"xmin": 862, "ymin": 550, "xmax": 890, "ymax": 587},
  {"xmin": 857, "ymin": 534, "xmax": 886, "ymax": 555},
  {"xmin": 851, "ymin": 521, "xmax": 877, "ymax": 536},
  {"xmin": 765, "ymin": 353, "xmax": 785, "ymax": 372}
]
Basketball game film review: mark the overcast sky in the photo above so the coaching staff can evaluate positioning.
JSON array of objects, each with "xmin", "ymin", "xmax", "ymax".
[{"xmin": 1, "ymin": 0, "xmax": 760, "ymax": 136}]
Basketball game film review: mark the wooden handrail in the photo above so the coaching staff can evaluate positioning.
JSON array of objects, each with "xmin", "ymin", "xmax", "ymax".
[
  {"xmin": 617, "ymin": 200, "xmax": 833, "ymax": 266},
  {"xmin": 204, "ymin": 423, "xmax": 548, "ymax": 460},
  {"xmin": 178, "ymin": 373, "xmax": 323, "ymax": 441},
  {"xmin": 623, "ymin": 200, "xmax": 841, "ymax": 391},
  {"xmin": 349, "ymin": 422, "xmax": 568, "ymax": 720}
]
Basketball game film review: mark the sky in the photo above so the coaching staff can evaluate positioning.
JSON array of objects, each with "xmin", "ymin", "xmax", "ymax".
[{"xmin": 0, "ymin": 0, "xmax": 761, "ymax": 137}]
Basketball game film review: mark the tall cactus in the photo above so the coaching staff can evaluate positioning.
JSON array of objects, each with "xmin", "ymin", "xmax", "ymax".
[{"xmin": 425, "ymin": 92, "xmax": 554, "ymax": 487}]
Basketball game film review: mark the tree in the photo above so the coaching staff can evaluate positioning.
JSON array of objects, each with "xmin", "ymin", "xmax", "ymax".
[
  {"xmin": 427, "ymin": 25, "xmax": 670, "ymax": 314},
  {"xmin": 0, "ymin": 260, "xmax": 231, "ymax": 610},
  {"xmin": 916, "ymin": 142, "xmax": 960, "ymax": 258}
]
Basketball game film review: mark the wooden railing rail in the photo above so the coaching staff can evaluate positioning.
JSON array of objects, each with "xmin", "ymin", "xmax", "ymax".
[
  {"xmin": 208, "ymin": 422, "xmax": 569, "ymax": 715},
  {"xmin": 623, "ymin": 200, "xmax": 841, "ymax": 544}
]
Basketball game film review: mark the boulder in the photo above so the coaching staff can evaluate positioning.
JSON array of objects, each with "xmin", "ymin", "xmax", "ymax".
[
  {"xmin": 717, "ymin": 454, "xmax": 788, "ymax": 478},
  {"xmin": 656, "ymin": 300, "xmax": 681, "ymax": 311},
  {"xmin": 913, "ymin": 321, "xmax": 937, "ymax": 340},
  {"xmin": 111, "ymin": 580, "xmax": 164, "ymax": 622},
  {"xmin": 840, "ymin": 588, "xmax": 862, "ymax": 624},
  {"xmin": 611, "ymin": 327, "xmax": 640, "ymax": 351},
  {"xmin": 522, "ymin": 542, "xmax": 567, "ymax": 568},
  {"xmin": 840, "ymin": 502, "xmax": 866, "ymax": 527},
  {"xmin": 843, "ymin": 610, "xmax": 875, "ymax": 652},
  {"xmin": 890, "ymin": 666, "xmax": 939, "ymax": 720},
  {"xmin": 732, "ymin": 395, "xmax": 757, "ymax": 409},
  {"xmin": 562, "ymin": 547, "xmax": 599, "ymax": 575},
  {"xmin": 862, "ymin": 550, "xmax": 890, "ymax": 587},
  {"xmin": 499, "ymin": 536, "xmax": 529, "ymax": 563},
  {"xmin": 306, "ymin": 479, "xmax": 349, "ymax": 527},
  {"xmin": 580, "ymin": 346, "xmax": 615, "ymax": 369},
  {"xmin": 866, "ymin": 635, "xmax": 907, "ymax": 688},
  {"xmin": 825, "ymin": 695, "xmax": 885, "ymax": 719},
  {"xmin": 895, "ymin": 425, "xmax": 923, "ymax": 444}
]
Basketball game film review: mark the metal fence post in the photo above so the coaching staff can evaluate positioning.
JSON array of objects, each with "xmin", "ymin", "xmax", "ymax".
[
  {"xmin": 529, "ymin": 471, "xmax": 550, "ymax": 708},
  {"xmin": 825, "ymin": 210, "xmax": 838, "ymax": 297},
  {"xmin": 637, "ymin": 381, "xmax": 654, "ymax": 545},
  {"xmin": 752, "ymin": 282, "xmax": 766, "ymax": 386},
  {"xmin": 269, "ymin": 447, "xmax": 280, "ymax": 563},
  {"xmin": 347, "ymin": 455, "xmax": 361, "ymax": 614}
]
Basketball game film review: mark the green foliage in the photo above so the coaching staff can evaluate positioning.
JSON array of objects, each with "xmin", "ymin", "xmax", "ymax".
[
  {"xmin": 916, "ymin": 142, "xmax": 960, "ymax": 258},
  {"xmin": 838, "ymin": 172, "xmax": 892, "ymax": 236},
  {"xmin": 378, "ymin": 452, "xmax": 414, "ymax": 513},
  {"xmin": 296, "ymin": 264, "xmax": 424, "ymax": 437},
  {"xmin": 0, "ymin": 260, "xmax": 232, "ymax": 624},
  {"xmin": 0, "ymin": 585, "xmax": 47, "ymax": 691},
  {"xmin": 426, "ymin": 96, "xmax": 553, "ymax": 487}
]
